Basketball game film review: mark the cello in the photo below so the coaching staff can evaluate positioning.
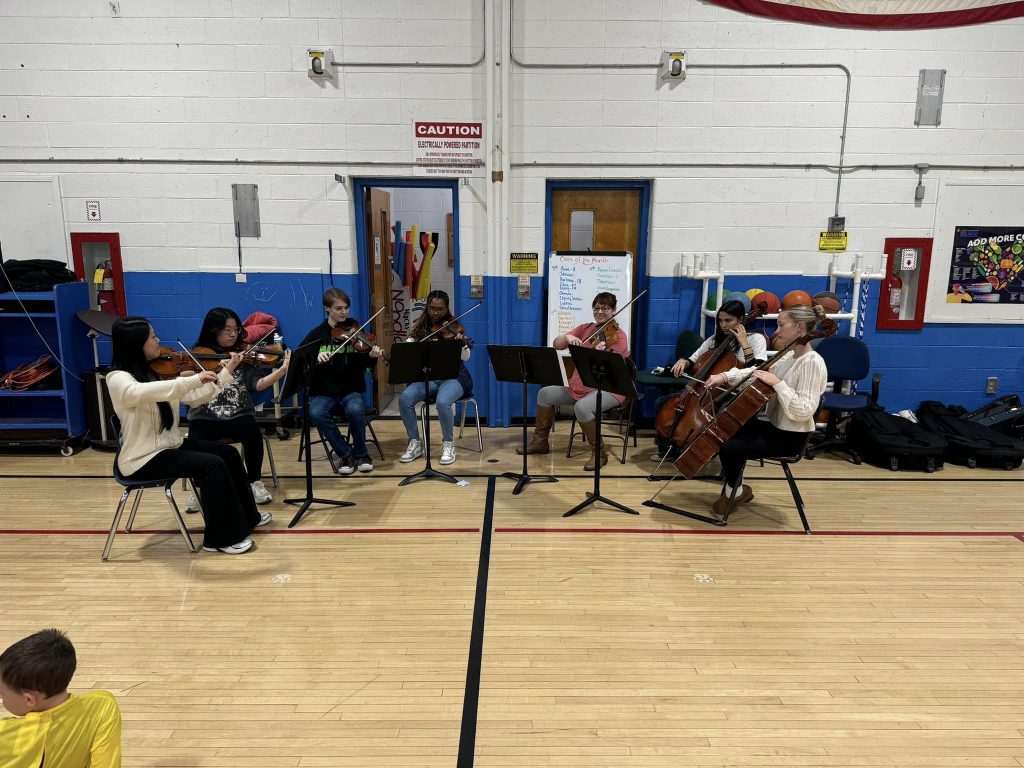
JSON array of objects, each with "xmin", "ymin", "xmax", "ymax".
[
  {"xmin": 671, "ymin": 318, "xmax": 837, "ymax": 479},
  {"xmin": 654, "ymin": 301, "xmax": 768, "ymax": 449}
]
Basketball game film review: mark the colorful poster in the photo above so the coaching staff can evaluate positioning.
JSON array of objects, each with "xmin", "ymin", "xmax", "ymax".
[{"xmin": 946, "ymin": 226, "xmax": 1024, "ymax": 304}]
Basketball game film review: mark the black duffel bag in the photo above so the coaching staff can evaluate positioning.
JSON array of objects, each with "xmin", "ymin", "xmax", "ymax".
[
  {"xmin": 847, "ymin": 407, "xmax": 947, "ymax": 472},
  {"xmin": 917, "ymin": 400, "xmax": 1024, "ymax": 470}
]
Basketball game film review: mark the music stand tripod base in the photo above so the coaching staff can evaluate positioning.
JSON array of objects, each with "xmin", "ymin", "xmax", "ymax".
[
  {"xmin": 562, "ymin": 345, "xmax": 640, "ymax": 518},
  {"xmin": 486, "ymin": 345, "xmax": 562, "ymax": 496},
  {"xmin": 285, "ymin": 494, "xmax": 356, "ymax": 528}
]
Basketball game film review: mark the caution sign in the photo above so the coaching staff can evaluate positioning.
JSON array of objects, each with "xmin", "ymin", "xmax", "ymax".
[
  {"xmin": 510, "ymin": 252, "xmax": 539, "ymax": 274},
  {"xmin": 818, "ymin": 230, "xmax": 848, "ymax": 252}
]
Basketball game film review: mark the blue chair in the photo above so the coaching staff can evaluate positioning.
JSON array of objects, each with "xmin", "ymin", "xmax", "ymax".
[{"xmin": 807, "ymin": 336, "xmax": 879, "ymax": 464}]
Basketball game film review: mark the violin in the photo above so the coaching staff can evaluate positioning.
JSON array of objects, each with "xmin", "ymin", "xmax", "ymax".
[
  {"xmin": 671, "ymin": 319, "xmax": 838, "ymax": 479},
  {"xmin": 428, "ymin": 319, "xmax": 474, "ymax": 348},
  {"xmin": 149, "ymin": 347, "xmax": 219, "ymax": 380},
  {"xmin": 654, "ymin": 302, "xmax": 767, "ymax": 447},
  {"xmin": 583, "ymin": 319, "xmax": 618, "ymax": 348},
  {"xmin": 331, "ymin": 318, "xmax": 389, "ymax": 362},
  {"xmin": 192, "ymin": 343, "xmax": 284, "ymax": 367}
]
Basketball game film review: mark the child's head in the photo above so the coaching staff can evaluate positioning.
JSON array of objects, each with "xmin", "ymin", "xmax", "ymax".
[{"xmin": 0, "ymin": 629, "xmax": 76, "ymax": 716}]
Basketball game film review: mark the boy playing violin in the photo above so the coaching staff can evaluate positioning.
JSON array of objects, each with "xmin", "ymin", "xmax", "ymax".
[{"xmin": 299, "ymin": 288, "xmax": 384, "ymax": 475}]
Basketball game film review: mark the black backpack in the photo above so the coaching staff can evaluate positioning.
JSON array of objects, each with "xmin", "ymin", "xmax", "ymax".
[
  {"xmin": 960, "ymin": 395, "xmax": 1024, "ymax": 439},
  {"xmin": 0, "ymin": 258, "xmax": 78, "ymax": 292},
  {"xmin": 916, "ymin": 400, "xmax": 1024, "ymax": 470},
  {"xmin": 846, "ymin": 407, "xmax": 947, "ymax": 472}
]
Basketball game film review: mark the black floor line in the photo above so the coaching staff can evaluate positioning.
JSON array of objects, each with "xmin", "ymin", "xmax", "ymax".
[{"xmin": 456, "ymin": 475, "xmax": 495, "ymax": 768}]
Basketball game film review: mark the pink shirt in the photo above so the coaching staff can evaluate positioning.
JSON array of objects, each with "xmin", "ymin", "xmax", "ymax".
[{"xmin": 565, "ymin": 322, "xmax": 631, "ymax": 405}]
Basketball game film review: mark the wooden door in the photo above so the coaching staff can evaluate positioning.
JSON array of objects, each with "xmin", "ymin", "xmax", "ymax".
[
  {"xmin": 551, "ymin": 188, "xmax": 642, "ymax": 377},
  {"xmin": 551, "ymin": 189, "xmax": 641, "ymax": 255},
  {"xmin": 367, "ymin": 188, "xmax": 396, "ymax": 411}
]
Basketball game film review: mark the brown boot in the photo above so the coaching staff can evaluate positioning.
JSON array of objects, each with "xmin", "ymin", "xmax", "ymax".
[
  {"xmin": 517, "ymin": 405, "xmax": 555, "ymax": 455},
  {"xmin": 580, "ymin": 419, "xmax": 608, "ymax": 471}
]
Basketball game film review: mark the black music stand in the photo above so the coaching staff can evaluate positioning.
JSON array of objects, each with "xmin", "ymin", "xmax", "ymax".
[
  {"xmin": 76, "ymin": 309, "xmax": 119, "ymax": 451},
  {"xmin": 487, "ymin": 344, "xmax": 562, "ymax": 495},
  {"xmin": 278, "ymin": 338, "xmax": 354, "ymax": 528},
  {"xmin": 389, "ymin": 339, "xmax": 463, "ymax": 486},
  {"xmin": 563, "ymin": 345, "xmax": 639, "ymax": 518}
]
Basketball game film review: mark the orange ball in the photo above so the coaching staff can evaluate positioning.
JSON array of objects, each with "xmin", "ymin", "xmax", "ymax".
[
  {"xmin": 781, "ymin": 290, "xmax": 813, "ymax": 309},
  {"xmin": 750, "ymin": 291, "xmax": 780, "ymax": 314}
]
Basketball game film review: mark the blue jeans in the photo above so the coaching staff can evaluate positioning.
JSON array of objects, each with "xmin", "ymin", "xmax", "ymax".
[
  {"xmin": 399, "ymin": 379, "xmax": 465, "ymax": 443},
  {"xmin": 309, "ymin": 392, "xmax": 367, "ymax": 459}
]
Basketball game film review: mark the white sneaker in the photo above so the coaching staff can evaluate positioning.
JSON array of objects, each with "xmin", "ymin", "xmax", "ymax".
[
  {"xmin": 440, "ymin": 440, "xmax": 456, "ymax": 465},
  {"xmin": 399, "ymin": 439, "xmax": 423, "ymax": 463},
  {"xmin": 256, "ymin": 510, "xmax": 272, "ymax": 528},
  {"xmin": 184, "ymin": 493, "xmax": 200, "ymax": 513},
  {"xmin": 250, "ymin": 480, "xmax": 272, "ymax": 504},
  {"xmin": 202, "ymin": 537, "xmax": 254, "ymax": 555}
]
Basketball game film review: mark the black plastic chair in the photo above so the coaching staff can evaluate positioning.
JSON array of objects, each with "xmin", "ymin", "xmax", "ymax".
[
  {"xmin": 635, "ymin": 329, "xmax": 705, "ymax": 393},
  {"xmin": 103, "ymin": 416, "xmax": 198, "ymax": 561},
  {"xmin": 807, "ymin": 336, "xmax": 878, "ymax": 464}
]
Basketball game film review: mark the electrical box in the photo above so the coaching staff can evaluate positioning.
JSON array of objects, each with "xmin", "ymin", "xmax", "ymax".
[
  {"xmin": 915, "ymin": 69, "xmax": 946, "ymax": 126},
  {"xmin": 231, "ymin": 184, "xmax": 261, "ymax": 238},
  {"xmin": 877, "ymin": 237, "xmax": 933, "ymax": 330}
]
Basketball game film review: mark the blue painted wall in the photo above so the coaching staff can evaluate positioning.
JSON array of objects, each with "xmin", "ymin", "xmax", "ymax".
[{"xmin": 122, "ymin": 270, "xmax": 1024, "ymax": 426}]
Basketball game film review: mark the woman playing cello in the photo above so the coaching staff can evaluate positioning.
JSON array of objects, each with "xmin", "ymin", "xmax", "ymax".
[
  {"xmin": 652, "ymin": 299, "xmax": 768, "ymax": 461},
  {"xmin": 702, "ymin": 303, "xmax": 828, "ymax": 515},
  {"xmin": 518, "ymin": 292, "xmax": 629, "ymax": 471}
]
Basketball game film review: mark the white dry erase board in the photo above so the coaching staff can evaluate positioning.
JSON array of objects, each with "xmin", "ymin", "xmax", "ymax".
[{"xmin": 546, "ymin": 251, "xmax": 633, "ymax": 349}]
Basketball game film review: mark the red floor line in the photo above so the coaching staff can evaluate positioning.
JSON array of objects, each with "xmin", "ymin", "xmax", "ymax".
[
  {"xmin": 494, "ymin": 527, "xmax": 1024, "ymax": 537},
  {"xmin": 0, "ymin": 528, "xmax": 480, "ymax": 536}
]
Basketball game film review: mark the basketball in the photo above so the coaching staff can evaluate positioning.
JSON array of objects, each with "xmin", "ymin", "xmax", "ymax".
[
  {"xmin": 750, "ymin": 290, "xmax": 780, "ymax": 314},
  {"xmin": 725, "ymin": 291, "xmax": 751, "ymax": 312},
  {"xmin": 813, "ymin": 290, "xmax": 842, "ymax": 313},
  {"xmin": 781, "ymin": 290, "xmax": 813, "ymax": 309},
  {"xmin": 745, "ymin": 288, "xmax": 764, "ymax": 300},
  {"xmin": 706, "ymin": 292, "xmax": 718, "ymax": 311}
]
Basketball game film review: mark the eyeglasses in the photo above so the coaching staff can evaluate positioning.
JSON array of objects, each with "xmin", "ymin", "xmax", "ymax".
[
  {"xmin": 220, "ymin": 327, "xmax": 240, "ymax": 336},
  {"xmin": 593, "ymin": 305, "xmax": 613, "ymax": 311}
]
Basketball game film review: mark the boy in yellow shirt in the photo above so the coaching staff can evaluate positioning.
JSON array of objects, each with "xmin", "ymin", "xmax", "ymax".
[{"xmin": 0, "ymin": 629, "xmax": 121, "ymax": 768}]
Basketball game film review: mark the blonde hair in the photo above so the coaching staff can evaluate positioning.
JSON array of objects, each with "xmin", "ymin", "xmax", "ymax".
[{"xmin": 779, "ymin": 303, "xmax": 826, "ymax": 333}]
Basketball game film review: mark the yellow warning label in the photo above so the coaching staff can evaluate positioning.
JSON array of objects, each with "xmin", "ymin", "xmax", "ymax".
[
  {"xmin": 818, "ymin": 231, "xmax": 848, "ymax": 252},
  {"xmin": 510, "ymin": 252, "xmax": 539, "ymax": 274}
]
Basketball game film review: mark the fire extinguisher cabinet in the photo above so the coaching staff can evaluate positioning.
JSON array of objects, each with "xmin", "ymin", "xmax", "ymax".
[
  {"xmin": 877, "ymin": 237, "xmax": 932, "ymax": 330},
  {"xmin": 70, "ymin": 232, "xmax": 126, "ymax": 317}
]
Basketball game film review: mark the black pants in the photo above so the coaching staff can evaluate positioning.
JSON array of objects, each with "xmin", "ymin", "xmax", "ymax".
[
  {"xmin": 125, "ymin": 437, "xmax": 259, "ymax": 549},
  {"xmin": 718, "ymin": 419, "xmax": 808, "ymax": 487},
  {"xmin": 187, "ymin": 416, "xmax": 264, "ymax": 482}
]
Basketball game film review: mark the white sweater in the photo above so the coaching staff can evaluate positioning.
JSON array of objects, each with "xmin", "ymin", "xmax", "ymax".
[
  {"xmin": 107, "ymin": 369, "xmax": 231, "ymax": 476},
  {"xmin": 722, "ymin": 349, "xmax": 828, "ymax": 433}
]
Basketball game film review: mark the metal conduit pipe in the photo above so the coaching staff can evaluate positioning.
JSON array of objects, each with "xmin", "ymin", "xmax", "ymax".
[
  {"xmin": 508, "ymin": 0, "xmax": 851, "ymax": 215},
  {"xmin": 509, "ymin": 161, "xmax": 1024, "ymax": 173},
  {"xmin": 329, "ymin": 0, "xmax": 486, "ymax": 68}
]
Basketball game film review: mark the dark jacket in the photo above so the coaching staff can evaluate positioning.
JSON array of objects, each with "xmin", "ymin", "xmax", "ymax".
[{"xmin": 299, "ymin": 320, "xmax": 377, "ymax": 399}]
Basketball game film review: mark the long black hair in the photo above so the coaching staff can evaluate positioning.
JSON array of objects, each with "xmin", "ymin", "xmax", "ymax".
[
  {"xmin": 713, "ymin": 299, "xmax": 748, "ymax": 346},
  {"xmin": 410, "ymin": 289, "xmax": 452, "ymax": 341},
  {"xmin": 111, "ymin": 316, "xmax": 174, "ymax": 432},
  {"xmin": 194, "ymin": 307, "xmax": 246, "ymax": 352}
]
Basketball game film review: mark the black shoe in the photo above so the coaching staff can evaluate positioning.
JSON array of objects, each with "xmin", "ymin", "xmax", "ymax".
[
  {"xmin": 355, "ymin": 454, "xmax": 374, "ymax": 473},
  {"xmin": 336, "ymin": 454, "xmax": 355, "ymax": 475}
]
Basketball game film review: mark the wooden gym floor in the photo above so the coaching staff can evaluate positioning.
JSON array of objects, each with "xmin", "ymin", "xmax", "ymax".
[{"xmin": 1, "ymin": 418, "xmax": 1023, "ymax": 767}]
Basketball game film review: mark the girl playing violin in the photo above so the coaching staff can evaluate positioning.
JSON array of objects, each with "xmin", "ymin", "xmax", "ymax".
[
  {"xmin": 652, "ymin": 299, "xmax": 768, "ymax": 461},
  {"xmin": 184, "ymin": 307, "xmax": 291, "ymax": 509},
  {"xmin": 703, "ymin": 304, "xmax": 828, "ymax": 515},
  {"xmin": 105, "ymin": 317, "xmax": 268, "ymax": 555},
  {"xmin": 519, "ymin": 292, "xmax": 630, "ymax": 471},
  {"xmin": 398, "ymin": 290, "xmax": 473, "ymax": 466}
]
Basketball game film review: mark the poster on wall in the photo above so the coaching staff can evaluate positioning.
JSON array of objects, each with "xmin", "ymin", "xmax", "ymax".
[
  {"xmin": 412, "ymin": 120, "xmax": 484, "ymax": 177},
  {"xmin": 946, "ymin": 226, "xmax": 1024, "ymax": 305}
]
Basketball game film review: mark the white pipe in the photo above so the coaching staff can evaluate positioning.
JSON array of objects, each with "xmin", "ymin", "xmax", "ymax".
[{"xmin": 699, "ymin": 277, "xmax": 709, "ymax": 339}]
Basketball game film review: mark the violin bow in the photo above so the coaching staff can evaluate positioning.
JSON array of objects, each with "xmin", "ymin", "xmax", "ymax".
[
  {"xmin": 325, "ymin": 306, "xmax": 386, "ymax": 360},
  {"xmin": 582, "ymin": 288, "xmax": 648, "ymax": 345},
  {"xmin": 420, "ymin": 301, "xmax": 482, "ymax": 342},
  {"xmin": 175, "ymin": 339, "xmax": 210, "ymax": 372}
]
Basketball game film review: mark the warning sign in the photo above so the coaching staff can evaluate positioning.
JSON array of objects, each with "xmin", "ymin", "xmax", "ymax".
[
  {"xmin": 412, "ymin": 120, "xmax": 484, "ymax": 177},
  {"xmin": 510, "ymin": 252, "xmax": 539, "ymax": 274},
  {"xmin": 818, "ymin": 230, "xmax": 848, "ymax": 252}
]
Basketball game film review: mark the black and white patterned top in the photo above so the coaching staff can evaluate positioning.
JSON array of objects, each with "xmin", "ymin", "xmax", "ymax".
[{"xmin": 187, "ymin": 366, "xmax": 264, "ymax": 422}]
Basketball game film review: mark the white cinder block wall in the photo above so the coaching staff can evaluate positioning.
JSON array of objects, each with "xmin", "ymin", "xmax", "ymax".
[{"xmin": 0, "ymin": 0, "xmax": 1022, "ymax": 283}]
